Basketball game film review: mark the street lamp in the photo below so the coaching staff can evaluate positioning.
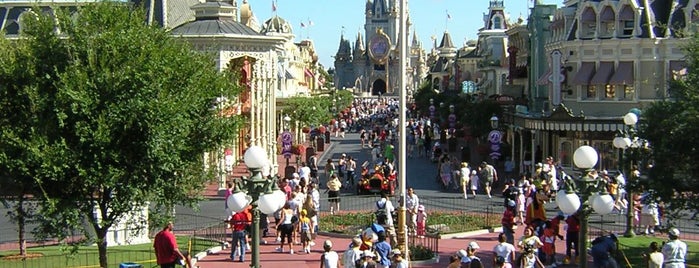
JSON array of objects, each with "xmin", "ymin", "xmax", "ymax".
[
  {"xmin": 490, "ymin": 114, "xmax": 499, "ymax": 129},
  {"xmin": 556, "ymin": 145, "xmax": 615, "ymax": 268},
  {"xmin": 227, "ymin": 146, "xmax": 287, "ymax": 268},
  {"xmin": 613, "ymin": 111, "xmax": 649, "ymax": 237}
]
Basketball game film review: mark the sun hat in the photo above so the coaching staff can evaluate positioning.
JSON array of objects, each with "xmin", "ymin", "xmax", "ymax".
[
  {"xmin": 418, "ymin": 205, "xmax": 425, "ymax": 211},
  {"xmin": 468, "ymin": 241, "xmax": 480, "ymax": 250}
]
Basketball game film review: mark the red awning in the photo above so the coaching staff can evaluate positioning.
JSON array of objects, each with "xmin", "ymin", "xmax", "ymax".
[
  {"xmin": 536, "ymin": 70, "xmax": 552, "ymax": 85},
  {"xmin": 571, "ymin": 62, "xmax": 596, "ymax": 85},
  {"xmin": 590, "ymin": 62, "xmax": 614, "ymax": 85},
  {"xmin": 609, "ymin": 62, "xmax": 634, "ymax": 85},
  {"xmin": 304, "ymin": 68, "xmax": 314, "ymax": 78}
]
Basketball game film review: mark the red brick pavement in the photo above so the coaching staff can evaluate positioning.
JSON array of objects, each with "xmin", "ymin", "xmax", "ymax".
[{"xmin": 194, "ymin": 225, "xmax": 591, "ymax": 268}]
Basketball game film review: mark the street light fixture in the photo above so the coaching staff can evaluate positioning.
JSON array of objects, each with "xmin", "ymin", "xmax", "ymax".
[
  {"xmin": 227, "ymin": 146, "xmax": 287, "ymax": 268},
  {"xmin": 613, "ymin": 111, "xmax": 649, "ymax": 237},
  {"xmin": 490, "ymin": 114, "xmax": 499, "ymax": 129},
  {"xmin": 556, "ymin": 145, "xmax": 615, "ymax": 268}
]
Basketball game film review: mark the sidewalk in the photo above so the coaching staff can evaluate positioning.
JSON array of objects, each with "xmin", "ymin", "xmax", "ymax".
[{"xmin": 194, "ymin": 225, "xmax": 589, "ymax": 268}]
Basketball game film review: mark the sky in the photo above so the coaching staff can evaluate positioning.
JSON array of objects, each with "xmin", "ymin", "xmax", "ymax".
[{"xmin": 252, "ymin": 0, "xmax": 548, "ymax": 69}]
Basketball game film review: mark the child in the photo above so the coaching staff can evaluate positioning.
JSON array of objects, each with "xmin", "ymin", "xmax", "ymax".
[
  {"xmin": 469, "ymin": 170, "xmax": 479, "ymax": 197},
  {"xmin": 516, "ymin": 181, "xmax": 527, "ymax": 225},
  {"xmin": 416, "ymin": 205, "xmax": 427, "ymax": 237},
  {"xmin": 540, "ymin": 221, "xmax": 557, "ymax": 265},
  {"xmin": 298, "ymin": 209, "xmax": 314, "ymax": 254}
]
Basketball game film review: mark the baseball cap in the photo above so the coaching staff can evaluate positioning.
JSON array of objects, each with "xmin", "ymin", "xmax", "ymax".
[
  {"xmin": 362, "ymin": 250, "xmax": 376, "ymax": 257},
  {"xmin": 456, "ymin": 249, "xmax": 468, "ymax": 258},
  {"xmin": 323, "ymin": 240, "xmax": 333, "ymax": 248},
  {"xmin": 391, "ymin": 249, "xmax": 402, "ymax": 256},
  {"xmin": 468, "ymin": 241, "xmax": 480, "ymax": 250},
  {"xmin": 669, "ymin": 228, "xmax": 680, "ymax": 236}
]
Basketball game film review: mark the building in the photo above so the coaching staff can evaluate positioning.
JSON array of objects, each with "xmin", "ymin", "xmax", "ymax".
[
  {"xmin": 474, "ymin": 0, "xmax": 512, "ymax": 97},
  {"xmin": 333, "ymin": 0, "xmax": 427, "ymax": 96},
  {"xmin": 503, "ymin": 0, "xmax": 692, "ymax": 175}
]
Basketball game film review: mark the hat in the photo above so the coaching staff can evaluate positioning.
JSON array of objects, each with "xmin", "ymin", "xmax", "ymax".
[
  {"xmin": 292, "ymin": 173, "xmax": 300, "ymax": 178},
  {"xmin": 362, "ymin": 250, "xmax": 376, "ymax": 258},
  {"xmin": 301, "ymin": 209, "xmax": 307, "ymax": 216},
  {"xmin": 418, "ymin": 205, "xmax": 425, "ymax": 211},
  {"xmin": 536, "ymin": 163, "xmax": 543, "ymax": 167},
  {"xmin": 391, "ymin": 249, "xmax": 402, "ymax": 256},
  {"xmin": 468, "ymin": 241, "xmax": 480, "ymax": 250},
  {"xmin": 323, "ymin": 240, "xmax": 333, "ymax": 248},
  {"xmin": 341, "ymin": 153, "xmax": 347, "ymax": 157},
  {"xmin": 456, "ymin": 249, "xmax": 468, "ymax": 258},
  {"xmin": 471, "ymin": 170, "xmax": 477, "ymax": 175},
  {"xmin": 669, "ymin": 228, "xmax": 680, "ymax": 236}
]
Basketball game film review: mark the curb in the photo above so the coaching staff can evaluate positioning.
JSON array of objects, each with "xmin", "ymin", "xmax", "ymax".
[{"xmin": 438, "ymin": 227, "xmax": 503, "ymax": 239}]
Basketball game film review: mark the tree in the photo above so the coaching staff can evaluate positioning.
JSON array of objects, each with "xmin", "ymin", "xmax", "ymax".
[
  {"xmin": 0, "ymin": 3, "xmax": 241, "ymax": 267},
  {"xmin": 641, "ymin": 34, "xmax": 699, "ymax": 217}
]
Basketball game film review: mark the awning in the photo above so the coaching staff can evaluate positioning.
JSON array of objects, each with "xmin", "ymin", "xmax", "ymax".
[
  {"xmin": 590, "ymin": 62, "xmax": 614, "ymax": 85},
  {"xmin": 536, "ymin": 70, "xmax": 552, "ymax": 85},
  {"xmin": 285, "ymin": 70, "xmax": 295, "ymax": 79},
  {"xmin": 581, "ymin": 8, "xmax": 596, "ymax": 23},
  {"xmin": 304, "ymin": 68, "xmax": 314, "ymax": 78},
  {"xmin": 609, "ymin": 62, "xmax": 634, "ymax": 85},
  {"xmin": 571, "ymin": 62, "xmax": 596, "ymax": 85}
]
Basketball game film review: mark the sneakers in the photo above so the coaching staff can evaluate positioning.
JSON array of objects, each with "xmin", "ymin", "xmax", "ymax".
[
  {"xmin": 276, "ymin": 247, "xmax": 283, "ymax": 252},
  {"xmin": 304, "ymin": 248, "xmax": 311, "ymax": 254},
  {"xmin": 310, "ymin": 241, "xmax": 316, "ymax": 247},
  {"xmin": 290, "ymin": 249, "xmax": 294, "ymax": 255}
]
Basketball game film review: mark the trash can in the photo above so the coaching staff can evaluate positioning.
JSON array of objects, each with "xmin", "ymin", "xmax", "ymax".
[
  {"xmin": 316, "ymin": 137, "xmax": 325, "ymax": 151},
  {"xmin": 119, "ymin": 263, "xmax": 143, "ymax": 268},
  {"xmin": 284, "ymin": 166, "xmax": 296, "ymax": 179},
  {"xmin": 305, "ymin": 147, "xmax": 316, "ymax": 164}
]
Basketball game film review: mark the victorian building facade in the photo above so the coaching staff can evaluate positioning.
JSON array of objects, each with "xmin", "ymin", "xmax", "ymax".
[{"xmin": 503, "ymin": 0, "xmax": 693, "ymax": 175}]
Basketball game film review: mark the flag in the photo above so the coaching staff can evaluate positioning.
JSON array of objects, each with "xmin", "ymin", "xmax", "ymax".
[
  {"xmin": 272, "ymin": 1, "xmax": 277, "ymax": 12},
  {"xmin": 300, "ymin": 22, "xmax": 306, "ymax": 28},
  {"xmin": 308, "ymin": 19, "xmax": 314, "ymax": 27},
  {"xmin": 446, "ymin": 10, "xmax": 451, "ymax": 20}
]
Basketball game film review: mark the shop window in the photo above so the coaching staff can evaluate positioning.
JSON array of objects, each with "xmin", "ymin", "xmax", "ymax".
[
  {"xmin": 586, "ymin": 85, "xmax": 597, "ymax": 99},
  {"xmin": 605, "ymin": 84, "xmax": 615, "ymax": 99},
  {"xmin": 622, "ymin": 85, "xmax": 634, "ymax": 100}
]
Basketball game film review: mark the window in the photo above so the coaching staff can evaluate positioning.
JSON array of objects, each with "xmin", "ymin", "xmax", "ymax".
[
  {"xmin": 622, "ymin": 85, "xmax": 634, "ymax": 99},
  {"xmin": 586, "ymin": 85, "xmax": 597, "ymax": 99},
  {"xmin": 605, "ymin": 84, "xmax": 615, "ymax": 99},
  {"xmin": 622, "ymin": 20, "xmax": 634, "ymax": 36},
  {"xmin": 560, "ymin": 141, "xmax": 573, "ymax": 167},
  {"xmin": 600, "ymin": 21, "xmax": 614, "ymax": 38},
  {"xmin": 493, "ymin": 17, "xmax": 502, "ymax": 29}
]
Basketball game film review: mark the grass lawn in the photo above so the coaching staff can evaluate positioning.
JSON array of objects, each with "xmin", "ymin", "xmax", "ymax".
[
  {"xmin": 617, "ymin": 236, "xmax": 698, "ymax": 267},
  {"xmin": 0, "ymin": 237, "xmax": 191, "ymax": 268},
  {"xmin": 319, "ymin": 211, "xmax": 499, "ymax": 235}
]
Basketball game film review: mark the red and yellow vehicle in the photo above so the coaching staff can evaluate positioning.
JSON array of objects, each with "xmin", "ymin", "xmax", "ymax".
[{"xmin": 357, "ymin": 165, "xmax": 396, "ymax": 195}]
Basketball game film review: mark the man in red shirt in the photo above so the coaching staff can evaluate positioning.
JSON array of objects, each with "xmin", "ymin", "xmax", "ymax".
[
  {"xmin": 564, "ymin": 213, "xmax": 581, "ymax": 264},
  {"xmin": 154, "ymin": 222, "xmax": 186, "ymax": 268},
  {"xmin": 229, "ymin": 211, "xmax": 249, "ymax": 262}
]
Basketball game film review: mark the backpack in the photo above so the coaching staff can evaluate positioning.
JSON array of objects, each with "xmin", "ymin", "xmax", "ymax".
[{"xmin": 375, "ymin": 201, "xmax": 388, "ymax": 225}]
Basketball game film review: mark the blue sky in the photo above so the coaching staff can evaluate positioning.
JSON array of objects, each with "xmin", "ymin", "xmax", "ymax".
[{"xmin": 253, "ymin": 0, "xmax": 550, "ymax": 69}]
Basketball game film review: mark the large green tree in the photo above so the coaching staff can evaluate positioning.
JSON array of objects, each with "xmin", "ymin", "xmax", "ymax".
[
  {"xmin": 641, "ymin": 35, "xmax": 699, "ymax": 218},
  {"xmin": 0, "ymin": 2, "xmax": 240, "ymax": 266}
]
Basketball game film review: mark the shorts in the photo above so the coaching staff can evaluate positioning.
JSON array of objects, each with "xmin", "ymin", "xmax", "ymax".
[
  {"xmin": 328, "ymin": 191, "xmax": 340, "ymax": 203},
  {"xmin": 484, "ymin": 177, "xmax": 494, "ymax": 186},
  {"xmin": 279, "ymin": 224, "xmax": 294, "ymax": 244},
  {"xmin": 301, "ymin": 230, "xmax": 312, "ymax": 243}
]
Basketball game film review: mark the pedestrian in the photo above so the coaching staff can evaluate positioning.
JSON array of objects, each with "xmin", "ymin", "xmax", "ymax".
[
  {"xmin": 493, "ymin": 233, "xmax": 516, "ymax": 268},
  {"xmin": 516, "ymin": 179, "xmax": 527, "ymax": 224},
  {"xmin": 338, "ymin": 154, "xmax": 347, "ymax": 187},
  {"xmin": 228, "ymin": 211, "xmax": 248, "ymax": 262},
  {"xmin": 501, "ymin": 201, "xmax": 516, "ymax": 244},
  {"xmin": 358, "ymin": 250, "xmax": 377, "ymax": 268},
  {"xmin": 540, "ymin": 221, "xmax": 557, "ymax": 265},
  {"xmin": 448, "ymin": 254, "xmax": 461, "ymax": 268},
  {"xmin": 469, "ymin": 170, "xmax": 479, "ymax": 198},
  {"xmin": 479, "ymin": 161, "xmax": 498, "ymax": 199},
  {"xmin": 298, "ymin": 162, "xmax": 311, "ymax": 190},
  {"xmin": 299, "ymin": 209, "xmax": 314, "ymax": 254},
  {"xmin": 319, "ymin": 240, "xmax": 339, "ymax": 268},
  {"xmin": 459, "ymin": 241, "xmax": 481, "ymax": 268},
  {"xmin": 404, "ymin": 187, "xmax": 420, "ymax": 235},
  {"xmin": 326, "ymin": 174, "xmax": 342, "ymax": 214},
  {"xmin": 563, "ymin": 212, "xmax": 580, "ymax": 264},
  {"xmin": 416, "ymin": 205, "xmax": 427, "ymax": 237},
  {"xmin": 324, "ymin": 159, "xmax": 336, "ymax": 185},
  {"xmin": 276, "ymin": 202, "xmax": 295, "ymax": 254},
  {"xmin": 643, "ymin": 241, "xmax": 664, "ymax": 268},
  {"xmin": 590, "ymin": 234, "xmax": 619, "ymax": 268},
  {"xmin": 375, "ymin": 192, "xmax": 396, "ymax": 245},
  {"xmin": 224, "ymin": 182, "xmax": 233, "ymax": 210},
  {"xmin": 460, "ymin": 162, "xmax": 471, "ymax": 199},
  {"xmin": 346, "ymin": 156, "xmax": 357, "ymax": 186},
  {"xmin": 153, "ymin": 222, "xmax": 187, "ymax": 268},
  {"xmin": 343, "ymin": 237, "xmax": 363, "ymax": 268},
  {"xmin": 391, "ymin": 249, "xmax": 407, "ymax": 268},
  {"xmin": 373, "ymin": 231, "xmax": 392, "ymax": 268},
  {"xmin": 309, "ymin": 154, "xmax": 319, "ymax": 184},
  {"xmin": 662, "ymin": 228, "xmax": 687, "ymax": 268},
  {"xmin": 518, "ymin": 227, "xmax": 543, "ymax": 257}
]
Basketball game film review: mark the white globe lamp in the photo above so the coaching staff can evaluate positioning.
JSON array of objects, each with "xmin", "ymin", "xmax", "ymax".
[
  {"xmin": 573, "ymin": 145, "xmax": 598, "ymax": 169},
  {"xmin": 257, "ymin": 191, "xmax": 287, "ymax": 215},
  {"xmin": 592, "ymin": 193, "xmax": 615, "ymax": 215},
  {"xmin": 244, "ymin": 146, "xmax": 268, "ymax": 169},
  {"xmin": 227, "ymin": 191, "xmax": 251, "ymax": 213},
  {"xmin": 556, "ymin": 190, "xmax": 581, "ymax": 215},
  {"xmin": 623, "ymin": 112, "xmax": 638, "ymax": 126}
]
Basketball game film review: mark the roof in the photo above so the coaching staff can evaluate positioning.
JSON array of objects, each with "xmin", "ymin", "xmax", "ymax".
[{"xmin": 170, "ymin": 19, "xmax": 262, "ymax": 36}]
